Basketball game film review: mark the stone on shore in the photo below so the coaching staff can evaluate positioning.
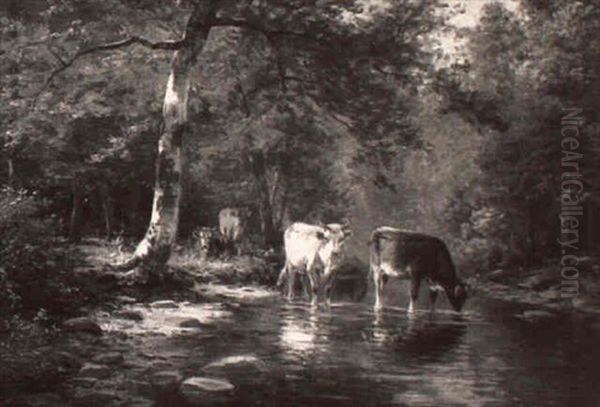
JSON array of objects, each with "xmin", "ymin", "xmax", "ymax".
[{"xmin": 63, "ymin": 317, "xmax": 103, "ymax": 336}]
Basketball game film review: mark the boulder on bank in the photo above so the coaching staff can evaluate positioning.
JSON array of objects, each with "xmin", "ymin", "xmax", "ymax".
[
  {"xmin": 518, "ymin": 268, "xmax": 559, "ymax": 291},
  {"xmin": 63, "ymin": 317, "xmax": 102, "ymax": 336},
  {"xmin": 114, "ymin": 309, "xmax": 144, "ymax": 321},
  {"xmin": 487, "ymin": 268, "xmax": 520, "ymax": 283},
  {"xmin": 572, "ymin": 296, "xmax": 600, "ymax": 314}
]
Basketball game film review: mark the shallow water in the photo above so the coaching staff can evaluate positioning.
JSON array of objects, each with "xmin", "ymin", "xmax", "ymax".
[{"xmin": 76, "ymin": 282, "xmax": 600, "ymax": 406}]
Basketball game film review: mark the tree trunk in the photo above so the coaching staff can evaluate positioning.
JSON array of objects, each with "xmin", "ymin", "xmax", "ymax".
[
  {"xmin": 7, "ymin": 158, "xmax": 14, "ymax": 186},
  {"xmin": 98, "ymin": 181, "xmax": 112, "ymax": 239},
  {"xmin": 69, "ymin": 176, "xmax": 83, "ymax": 241},
  {"xmin": 249, "ymin": 150, "xmax": 280, "ymax": 248},
  {"xmin": 526, "ymin": 202, "xmax": 536, "ymax": 266},
  {"xmin": 118, "ymin": 3, "xmax": 216, "ymax": 276}
]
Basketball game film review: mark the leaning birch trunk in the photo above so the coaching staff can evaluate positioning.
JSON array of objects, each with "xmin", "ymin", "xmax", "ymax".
[{"xmin": 118, "ymin": 3, "xmax": 216, "ymax": 278}]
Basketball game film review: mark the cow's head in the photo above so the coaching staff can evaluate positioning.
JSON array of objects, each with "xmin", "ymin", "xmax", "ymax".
[
  {"xmin": 449, "ymin": 282, "xmax": 468, "ymax": 312},
  {"xmin": 317, "ymin": 221, "xmax": 353, "ymax": 268},
  {"xmin": 194, "ymin": 227, "xmax": 216, "ymax": 255}
]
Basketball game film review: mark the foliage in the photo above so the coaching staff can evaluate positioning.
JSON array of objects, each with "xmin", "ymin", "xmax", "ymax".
[
  {"xmin": 0, "ymin": 187, "xmax": 83, "ymax": 317},
  {"xmin": 429, "ymin": 0, "xmax": 600, "ymax": 272}
]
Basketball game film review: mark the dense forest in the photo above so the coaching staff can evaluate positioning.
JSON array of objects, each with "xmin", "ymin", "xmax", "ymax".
[{"xmin": 1, "ymin": 0, "xmax": 599, "ymax": 315}]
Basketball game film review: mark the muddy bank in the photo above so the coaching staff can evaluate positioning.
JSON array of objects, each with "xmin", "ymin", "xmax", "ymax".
[{"xmin": 470, "ymin": 257, "xmax": 600, "ymax": 318}]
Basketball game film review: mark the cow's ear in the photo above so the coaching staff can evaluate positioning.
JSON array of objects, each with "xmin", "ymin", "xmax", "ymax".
[{"xmin": 316, "ymin": 231, "xmax": 326, "ymax": 241}]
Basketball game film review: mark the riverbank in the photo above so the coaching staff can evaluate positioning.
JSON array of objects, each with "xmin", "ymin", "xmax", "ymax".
[
  {"xmin": 0, "ymin": 240, "xmax": 282, "ymax": 406},
  {"xmin": 2, "ymin": 242, "xmax": 599, "ymax": 405},
  {"xmin": 470, "ymin": 257, "xmax": 600, "ymax": 321}
]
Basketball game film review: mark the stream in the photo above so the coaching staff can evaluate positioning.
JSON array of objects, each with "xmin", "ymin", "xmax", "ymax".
[{"xmin": 39, "ymin": 280, "xmax": 600, "ymax": 406}]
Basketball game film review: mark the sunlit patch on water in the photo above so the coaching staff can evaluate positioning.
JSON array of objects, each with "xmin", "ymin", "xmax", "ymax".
[
  {"xmin": 279, "ymin": 311, "xmax": 320, "ymax": 358},
  {"xmin": 97, "ymin": 302, "xmax": 233, "ymax": 336},
  {"xmin": 195, "ymin": 283, "xmax": 276, "ymax": 301}
]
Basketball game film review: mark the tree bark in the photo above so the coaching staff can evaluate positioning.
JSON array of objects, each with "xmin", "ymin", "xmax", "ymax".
[
  {"xmin": 249, "ymin": 150, "xmax": 280, "ymax": 248},
  {"xmin": 118, "ymin": 2, "xmax": 216, "ymax": 276},
  {"xmin": 98, "ymin": 181, "xmax": 112, "ymax": 239},
  {"xmin": 7, "ymin": 158, "xmax": 14, "ymax": 186},
  {"xmin": 69, "ymin": 175, "xmax": 83, "ymax": 241}
]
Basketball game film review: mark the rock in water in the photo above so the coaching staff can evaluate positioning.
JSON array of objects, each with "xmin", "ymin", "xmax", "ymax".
[
  {"xmin": 151, "ymin": 370, "xmax": 183, "ymax": 393},
  {"xmin": 150, "ymin": 300, "xmax": 179, "ymax": 309},
  {"xmin": 63, "ymin": 317, "xmax": 102, "ymax": 335},
  {"xmin": 516, "ymin": 310, "xmax": 555, "ymax": 323},
  {"xmin": 92, "ymin": 352, "xmax": 124, "ymax": 365},
  {"xmin": 115, "ymin": 295, "xmax": 137, "ymax": 304},
  {"xmin": 78, "ymin": 363, "xmax": 112, "ymax": 379},
  {"xmin": 182, "ymin": 377, "xmax": 235, "ymax": 392},
  {"xmin": 164, "ymin": 316, "xmax": 204, "ymax": 328},
  {"xmin": 180, "ymin": 377, "xmax": 235, "ymax": 405},
  {"xmin": 72, "ymin": 390, "xmax": 120, "ymax": 406},
  {"xmin": 202, "ymin": 355, "xmax": 285, "ymax": 388},
  {"xmin": 203, "ymin": 355, "xmax": 268, "ymax": 372},
  {"xmin": 178, "ymin": 318, "xmax": 204, "ymax": 328}
]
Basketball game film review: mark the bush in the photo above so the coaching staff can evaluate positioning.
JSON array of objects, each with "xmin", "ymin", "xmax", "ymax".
[{"xmin": 0, "ymin": 187, "xmax": 82, "ymax": 318}]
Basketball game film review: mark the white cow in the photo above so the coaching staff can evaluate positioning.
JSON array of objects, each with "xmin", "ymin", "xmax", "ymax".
[
  {"xmin": 219, "ymin": 207, "xmax": 247, "ymax": 256},
  {"xmin": 276, "ymin": 222, "xmax": 352, "ymax": 306}
]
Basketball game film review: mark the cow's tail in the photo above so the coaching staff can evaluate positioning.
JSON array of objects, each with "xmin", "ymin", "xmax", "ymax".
[{"xmin": 367, "ymin": 229, "xmax": 382, "ymax": 282}]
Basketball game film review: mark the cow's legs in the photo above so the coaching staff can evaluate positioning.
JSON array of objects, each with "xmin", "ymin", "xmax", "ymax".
[
  {"xmin": 408, "ymin": 277, "xmax": 421, "ymax": 313},
  {"xmin": 305, "ymin": 260, "xmax": 319, "ymax": 307},
  {"xmin": 287, "ymin": 267, "xmax": 296, "ymax": 301},
  {"xmin": 276, "ymin": 263, "xmax": 288, "ymax": 289},
  {"xmin": 322, "ymin": 267, "xmax": 335, "ymax": 307},
  {"xmin": 429, "ymin": 287, "xmax": 439, "ymax": 312},
  {"xmin": 373, "ymin": 266, "xmax": 385, "ymax": 311}
]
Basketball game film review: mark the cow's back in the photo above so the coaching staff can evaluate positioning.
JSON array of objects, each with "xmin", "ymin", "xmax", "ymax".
[
  {"xmin": 284, "ymin": 222, "xmax": 324, "ymax": 266},
  {"xmin": 219, "ymin": 208, "xmax": 243, "ymax": 240},
  {"xmin": 370, "ymin": 227, "xmax": 456, "ymax": 283}
]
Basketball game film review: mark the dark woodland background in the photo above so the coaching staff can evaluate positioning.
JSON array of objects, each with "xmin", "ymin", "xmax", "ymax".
[{"xmin": 1, "ymin": 0, "xmax": 599, "ymax": 318}]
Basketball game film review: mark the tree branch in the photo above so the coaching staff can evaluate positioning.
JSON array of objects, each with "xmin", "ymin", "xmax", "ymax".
[
  {"xmin": 212, "ymin": 17, "xmax": 327, "ymax": 46},
  {"xmin": 34, "ymin": 36, "xmax": 185, "ymax": 105}
]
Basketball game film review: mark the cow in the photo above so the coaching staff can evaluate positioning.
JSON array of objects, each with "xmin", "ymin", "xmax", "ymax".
[
  {"xmin": 192, "ymin": 226, "xmax": 222, "ymax": 259},
  {"xmin": 368, "ymin": 226, "xmax": 467, "ymax": 313},
  {"xmin": 276, "ymin": 221, "xmax": 352, "ymax": 306},
  {"xmin": 218, "ymin": 208, "xmax": 247, "ymax": 256}
]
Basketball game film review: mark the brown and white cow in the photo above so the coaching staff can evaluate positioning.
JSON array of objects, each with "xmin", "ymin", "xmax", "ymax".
[
  {"xmin": 218, "ymin": 208, "xmax": 247, "ymax": 256},
  {"xmin": 276, "ymin": 222, "xmax": 352, "ymax": 306},
  {"xmin": 369, "ymin": 226, "xmax": 467, "ymax": 313},
  {"xmin": 193, "ymin": 226, "xmax": 222, "ymax": 258}
]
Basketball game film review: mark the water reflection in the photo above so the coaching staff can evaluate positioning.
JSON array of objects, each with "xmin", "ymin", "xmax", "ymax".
[
  {"xmin": 279, "ymin": 305, "xmax": 326, "ymax": 361},
  {"xmin": 76, "ymin": 287, "xmax": 600, "ymax": 406},
  {"xmin": 370, "ymin": 309, "xmax": 467, "ymax": 361}
]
